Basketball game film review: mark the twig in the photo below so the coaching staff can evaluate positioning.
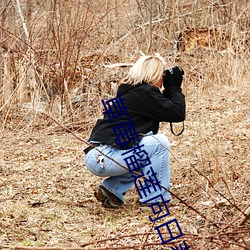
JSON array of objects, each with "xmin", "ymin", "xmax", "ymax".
[
  {"xmin": 0, "ymin": 247, "xmax": 86, "ymax": 250},
  {"xmin": 219, "ymin": 206, "xmax": 250, "ymax": 232},
  {"xmin": 141, "ymin": 213, "xmax": 159, "ymax": 249},
  {"xmin": 1, "ymin": 229, "xmax": 249, "ymax": 249},
  {"xmin": 40, "ymin": 112, "xmax": 213, "ymax": 225},
  {"xmin": 103, "ymin": 63, "xmax": 134, "ymax": 68},
  {"xmin": 38, "ymin": 112, "xmax": 249, "ymax": 250},
  {"xmin": 217, "ymin": 238, "xmax": 250, "ymax": 250},
  {"xmin": 190, "ymin": 163, "xmax": 248, "ymax": 217},
  {"xmin": 13, "ymin": 0, "xmax": 30, "ymax": 45},
  {"xmin": 149, "ymin": 135, "xmax": 217, "ymax": 225},
  {"xmin": 203, "ymin": 139, "xmax": 237, "ymax": 205},
  {"xmin": 239, "ymin": 207, "xmax": 250, "ymax": 226}
]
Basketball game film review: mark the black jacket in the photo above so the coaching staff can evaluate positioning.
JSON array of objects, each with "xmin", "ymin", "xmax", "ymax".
[{"xmin": 88, "ymin": 83, "xmax": 185, "ymax": 146}]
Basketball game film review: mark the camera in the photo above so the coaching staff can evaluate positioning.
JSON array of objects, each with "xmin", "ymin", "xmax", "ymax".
[
  {"xmin": 163, "ymin": 66, "xmax": 184, "ymax": 88},
  {"xmin": 163, "ymin": 66, "xmax": 184, "ymax": 77},
  {"xmin": 164, "ymin": 67, "xmax": 175, "ymax": 75}
]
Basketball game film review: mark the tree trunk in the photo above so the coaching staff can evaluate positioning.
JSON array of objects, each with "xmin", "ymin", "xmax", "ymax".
[
  {"xmin": 168, "ymin": 0, "xmax": 175, "ymax": 42},
  {"xmin": 147, "ymin": 0, "xmax": 153, "ymax": 54},
  {"xmin": 0, "ymin": 0, "xmax": 15, "ymax": 113},
  {"xmin": 13, "ymin": 0, "xmax": 38, "ymax": 104},
  {"xmin": 200, "ymin": 0, "xmax": 207, "ymax": 27}
]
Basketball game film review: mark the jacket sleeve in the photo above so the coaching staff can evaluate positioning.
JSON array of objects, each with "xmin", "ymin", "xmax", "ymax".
[{"xmin": 142, "ymin": 86, "xmax": 186, "ymax": 122}]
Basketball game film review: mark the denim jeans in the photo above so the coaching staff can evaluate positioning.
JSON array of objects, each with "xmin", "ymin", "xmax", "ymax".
[{"xmin": 84, "ymin": 133, "xmax": 170, "ymax": 204}]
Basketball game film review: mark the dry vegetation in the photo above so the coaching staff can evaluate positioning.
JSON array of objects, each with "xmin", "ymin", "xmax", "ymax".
[{"xmin": 0, "ymin": 0, "xmax": 249, "ymax": 249}]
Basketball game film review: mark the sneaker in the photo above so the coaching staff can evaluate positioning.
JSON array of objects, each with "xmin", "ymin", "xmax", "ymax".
[{"xmin": 94, "ymin": 186, "xmax": 123, "ymax": 208}]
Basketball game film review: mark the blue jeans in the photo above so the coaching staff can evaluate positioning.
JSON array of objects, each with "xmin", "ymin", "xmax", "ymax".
[{"xmin": 84, "ymin": 134, "xmax": 170, "ymax": 204}]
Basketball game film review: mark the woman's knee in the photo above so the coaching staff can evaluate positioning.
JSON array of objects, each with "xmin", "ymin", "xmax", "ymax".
[{"xmin": 152, "ymin": 134, "xmax": 170, "ymax": 149}]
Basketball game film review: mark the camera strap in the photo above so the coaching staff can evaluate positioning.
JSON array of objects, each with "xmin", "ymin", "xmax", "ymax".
[{"xmin": 170, "ymin": 121, "xmax": 185, "ymax": 136}]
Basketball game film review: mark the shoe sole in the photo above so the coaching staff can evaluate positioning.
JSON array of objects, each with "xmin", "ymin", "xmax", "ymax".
[
  {"xmin": 94, "ymin": 187, "xmax": 121, "ymax": 208},
  {"xmin": 139, "ymin": 200, "xmax": 172, "ymax": 208}
]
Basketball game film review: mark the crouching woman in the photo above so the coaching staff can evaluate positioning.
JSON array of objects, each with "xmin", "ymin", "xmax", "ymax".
[{"xmin": 84, "ymin": 54, "xmax": 186, "ymax": 208}]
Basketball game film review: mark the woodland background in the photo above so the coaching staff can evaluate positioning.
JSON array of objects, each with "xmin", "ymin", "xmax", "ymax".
[{"xmin": 0, "ymin": 0, "xmax": 249, "ymax": 249}]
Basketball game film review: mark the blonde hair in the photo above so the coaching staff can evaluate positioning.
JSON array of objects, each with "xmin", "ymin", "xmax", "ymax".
[{"xmin": 122, "ymin": 54, "xmax": 165, "ymax": 85}]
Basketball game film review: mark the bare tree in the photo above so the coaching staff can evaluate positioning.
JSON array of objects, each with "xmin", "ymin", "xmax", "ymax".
[
  {"xmin": 147, "ymin": 0, "xmax": 153, "ymax": 53},
  {"xmin": 0, "ymin": 0, "xmax": 15, "ymax": 117},
  {"xmin": 200, "ymin": 0, "xmax": 207, "ymax": 27},
  {"xmin": 168, "ymin": 0, "xmax": 175, "ymax": 42}
]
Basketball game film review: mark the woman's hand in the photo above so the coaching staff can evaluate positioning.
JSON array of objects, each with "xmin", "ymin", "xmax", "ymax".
[{"xmin": 163, "ymin": 66, "xmax": 184, "ymax": 88}]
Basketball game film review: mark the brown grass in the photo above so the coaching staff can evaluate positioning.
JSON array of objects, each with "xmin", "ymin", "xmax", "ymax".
[{"xmin": 0, "ymin": 0, "xmax": 249, "ymax": 249}]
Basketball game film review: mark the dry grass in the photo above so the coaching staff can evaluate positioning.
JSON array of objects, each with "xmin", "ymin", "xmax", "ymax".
[
  {"xmin": 0, "ymin": 68, "xmax": 249, "ymax": 249},
  {"xmin": 0, "ymin": 0, "xmax": 250, "ymax": 249}
]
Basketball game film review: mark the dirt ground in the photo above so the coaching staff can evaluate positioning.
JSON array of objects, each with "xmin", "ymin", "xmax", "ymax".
[{"xmin": 0, "ymin": 81, "xmax": 249, "ymax": 249}]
